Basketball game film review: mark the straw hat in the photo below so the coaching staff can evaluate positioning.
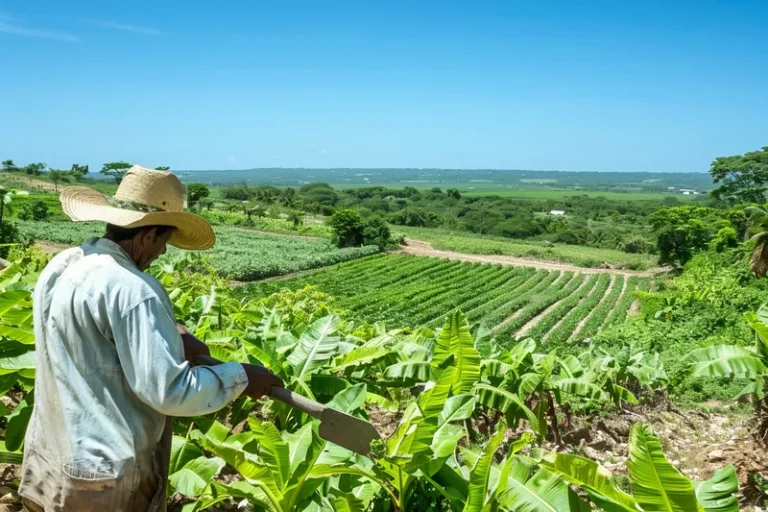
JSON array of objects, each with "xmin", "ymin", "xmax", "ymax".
[{"xmin": 60, "ymin": 165, "xmax": 215, "ymax": 250}]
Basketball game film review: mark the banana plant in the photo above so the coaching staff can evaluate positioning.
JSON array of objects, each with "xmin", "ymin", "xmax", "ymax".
[
  {"xmin": 685, "ymin": 301, "xmax": 768, "ymax": 441},
  {"xmin": 181, "ymin": 384, "xmax": 378, "ymax": 511},
  {"xmin": 0, "ymin": 251, "xmax": 41, "ymax": 456}
]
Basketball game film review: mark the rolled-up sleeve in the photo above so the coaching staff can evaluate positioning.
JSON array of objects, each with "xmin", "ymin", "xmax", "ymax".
[{"xmin": 113, "ymin": 296, "xmax": 249, "ymax": 416}]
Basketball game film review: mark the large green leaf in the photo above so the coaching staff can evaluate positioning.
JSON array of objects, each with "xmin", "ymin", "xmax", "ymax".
[
  {"xmin": 474, "ymin": 383, "xmax": 539, "ymax": 432},
  {"xmin": 747, "ymin": 309, "xmax": 768, "ymax": 360},
  {"xmin": 627, "ymin": 423, "xmax": 703, "ymax": 512},
  {"xmin": 693, "ymin": 465, "xmax": 739, "ymax": 512},
  {"xmin": 254, "ymin": 422, "xmax": 292, "ymax": 492},
  {"xmin": 433, "ymin": 311, "xmax": 481, "ymax": 394},
  {"xmin": 382, "ymin": 361, "xmax": 431, "ymax": 386},
  {"xmin": 332, "ymin": 346, "xmax": 390, "ymax": 372},
  {"xmin": 685, "ymin": 345, "xmax": 767, "ymax": 378},
  {"xmin": 536, "ymin": 451, "xmax": 640, "ymax": 512},
  {"xmin": 170, "ymin": 435, "xmax": 205, "ymax": 475},
  {"xmin": 326, "ymin": 383, "xmax": 367, "ymax": 413},
  {"xmin": 169, "ymin": 456, "xmax": 225, "ymax": 498},
  {"xmin": 287, "ymin": 314, "xmax": 341, "ymax": 381},
  {"xmin": 463, "ymin": 427, "xmax": 504, "ymax": 512},
  {"xmin": 498, "ymin": 457, "xmax": 590, "ymax": 512},
  {"xmin": 283, "ymin": 423, "xmax": 314, "ymax": 475},
  {"xmin": 5, "ymin": 391, "xmax": 33, "ymax": 452}
]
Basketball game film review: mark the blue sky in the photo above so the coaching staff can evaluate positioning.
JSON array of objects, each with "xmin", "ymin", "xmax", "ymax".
[{"xmin": 0, "ymin": 1, "xmax": 766, "ymax": 172}]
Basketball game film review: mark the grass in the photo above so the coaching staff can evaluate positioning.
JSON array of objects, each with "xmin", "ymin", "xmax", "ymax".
[
  {"xmin": 16, "ymin": 220, "xmax": 378, "ymax": 281},
  {"xmin": 394, "ymin": 226, "xmax": 658, "ymax": 270}
]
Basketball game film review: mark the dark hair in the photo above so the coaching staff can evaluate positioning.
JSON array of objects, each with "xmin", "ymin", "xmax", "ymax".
[{"xmin": 104, "ymin": 223, "xmax": 175, "ymax": 242}]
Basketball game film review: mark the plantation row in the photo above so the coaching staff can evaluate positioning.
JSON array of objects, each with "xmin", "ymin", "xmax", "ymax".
[
  {"xmin": 17, "ymin": 220, "xmax": 378, "ymax": 280},
  {"xmin": 243, "ymin": 254, "xmax": 649, "ymax": 342}
]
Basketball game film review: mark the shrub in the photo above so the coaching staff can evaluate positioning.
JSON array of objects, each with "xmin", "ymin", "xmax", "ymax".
[
  {"xmin": 17, "ymin": 200, "xmax": 50, "ymax": 221},
  {"xmin": 0, "ymin": 221, "xmax": 27, "ymax": 258},
  {"xmin": 328, "ymin": 209, "xmax": 365, "ymax": 247}
]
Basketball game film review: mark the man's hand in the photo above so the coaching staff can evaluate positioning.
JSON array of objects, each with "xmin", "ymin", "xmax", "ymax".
[
  {"xmin": 242, "ymin": 364, "xmax": 284, "ymax": 400},
  {"xmin": 177, "ymin": 324, "xmax": 210, "ymax": 364}
]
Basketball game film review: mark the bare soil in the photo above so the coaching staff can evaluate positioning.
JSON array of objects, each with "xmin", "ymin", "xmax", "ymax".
[{"xmin": 399, "ymin": 238, "xmax": 666, "ymax": 277}]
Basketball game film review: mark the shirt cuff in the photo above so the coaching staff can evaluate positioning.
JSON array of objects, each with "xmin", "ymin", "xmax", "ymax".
[{"xmin": 209, "ymin": 362, "xmax": 249, "ymax": 399}]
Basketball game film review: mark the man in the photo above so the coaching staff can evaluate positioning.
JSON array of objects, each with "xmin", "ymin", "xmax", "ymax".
[{"xmin": 19, "ymin": 166, "xmax": 283, "ymax": 511}]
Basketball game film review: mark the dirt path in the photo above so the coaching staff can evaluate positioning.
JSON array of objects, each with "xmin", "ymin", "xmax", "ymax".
[{"xmin": 399, "ymin": 239, "xmax": 666, "ymax": 277}]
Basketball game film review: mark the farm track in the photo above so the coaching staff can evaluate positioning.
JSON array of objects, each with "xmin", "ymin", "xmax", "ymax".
[{"xmin": 398, "ymin": 239, "xmax": 666, "ymax": 277}]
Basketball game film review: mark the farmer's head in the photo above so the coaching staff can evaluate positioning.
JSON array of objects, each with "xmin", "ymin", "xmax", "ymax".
[{"xmin": 59, "ymin": 165, "xmax": 216, "ymax": 270}]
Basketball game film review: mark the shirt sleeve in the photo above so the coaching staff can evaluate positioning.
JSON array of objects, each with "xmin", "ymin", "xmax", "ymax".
[{"xmin": 112, "ymin": 296, "xmax": 249, "ymax": 417}]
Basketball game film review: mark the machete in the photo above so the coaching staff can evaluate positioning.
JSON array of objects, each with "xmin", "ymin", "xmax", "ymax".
[{"xmin": 195, "ymin": 355, "xmax": 382, "ymax": 456}]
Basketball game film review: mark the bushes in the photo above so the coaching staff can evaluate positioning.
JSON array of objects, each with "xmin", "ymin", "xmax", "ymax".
[
  {"xmin": 0, "ymin": 221, "xmax": 27, "ymax": 258},
  {"xmin": 328, "ymin": 209, "xmax": 392, "ymax": 250},
  {"xmin": 17, "ymin": 200, "xmax": 50, "ymax": 221}
]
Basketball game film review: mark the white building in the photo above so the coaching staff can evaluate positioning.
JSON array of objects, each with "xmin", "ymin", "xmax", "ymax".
[{"xmin": 549, "ymin": 210, "xmax": 566, "ymax": 216}]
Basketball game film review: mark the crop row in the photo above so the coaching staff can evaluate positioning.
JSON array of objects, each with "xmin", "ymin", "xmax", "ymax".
[
  {"xmin": 545, "ymin": 273, "xmax": 613, "ymax": 346},
  {"xmin": 493, "ymin": 272, "xmax": 584, "ymax": 338},
  {"xmin": 573, "ymin": 274, "xmax": 626, "ymax": 341},
  {"xmin": 477, "ymin": 270, "xmax": 563, "ymax": 327},
  {"xmin": 240, "ymin": 254, "xmax": 647, "ymax": 341},
  {"xmin": 17, "ymin": 220, "xmax": 380, "ymax": 281},
  {"xmin": 602, "ymin": 276, "xmax": 650, "ymax": 328},
  {"xmin": 523, "ymin": 274, "xmax": 599, "ymax": 342}
]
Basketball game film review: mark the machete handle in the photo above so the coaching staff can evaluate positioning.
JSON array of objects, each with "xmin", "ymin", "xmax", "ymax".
[{"xmin": 195, "ymin": 354, "xmax": 325, "ymax": 419}]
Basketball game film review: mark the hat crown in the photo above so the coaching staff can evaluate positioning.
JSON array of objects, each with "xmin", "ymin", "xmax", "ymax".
[{"xmin": 113, "ymin": 166, "xmax": 185, "ymax": 212}]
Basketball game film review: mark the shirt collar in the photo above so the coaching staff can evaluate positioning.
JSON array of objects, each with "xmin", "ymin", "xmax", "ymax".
[{"xmin": 85, "ymin": 237, "xmax": 138, "ymax": 270}]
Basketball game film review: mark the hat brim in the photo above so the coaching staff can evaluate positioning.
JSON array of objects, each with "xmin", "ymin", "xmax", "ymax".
[{"xmin": 60, "ymin": 186, "xmax": 215, "ymax": 250}]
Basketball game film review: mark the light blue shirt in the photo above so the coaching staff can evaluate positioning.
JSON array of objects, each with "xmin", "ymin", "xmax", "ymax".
[{"xmin": 20, "ymin": 237, "xmax": 247, "ymax": 510}]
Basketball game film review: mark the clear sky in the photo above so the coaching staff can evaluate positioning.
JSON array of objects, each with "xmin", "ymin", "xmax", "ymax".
[{"xmin": 0, "ymin": 0, "xmax": 766, "ymax": 173}]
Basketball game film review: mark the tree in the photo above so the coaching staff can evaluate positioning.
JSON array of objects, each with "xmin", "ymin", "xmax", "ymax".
[
  {"xmin": 649, "ymin": 206, "xmax": 731, "ymax": 267},
  {"xmin": 710, "ymin": 146, "xmax": 768, "ymax": 204},
  {"xmin": 287, "ymin": 211, "xmax": 303, "ymax": 227},
  {"xmin": 155, "ymin": 166, "xmax": 171, "ymax": 171},
  {"xmin": 70, "ymin": 163, "xmax": 89, "ymax": 175},
  {"xmin": 1, "ymin": 160, "xmax": 17, "ymax": 172},
  {"xmin": 447, "ymin": 188, "xmax": 461, "ymax": 200},
  {"xmin": 328, "ymin": 209, "xmax": 365, "ymax": 247},
  {"xmin": 187, "ymin": 183, "xmax": 210, "ymax": 204},
  {"xmin": 23, "ymin": 162, "xmax": 46, "ymax": 175},
  {"xmin": 362, "ymin": 216, "xmax": 392, "ymax": 250},
  {"xmin": 100, "ymin": 161, "xmax": 132, "ymax": 184},
  {"xmin": 48, "ymin": 170, "xmax": 68, "ymax": 192}
]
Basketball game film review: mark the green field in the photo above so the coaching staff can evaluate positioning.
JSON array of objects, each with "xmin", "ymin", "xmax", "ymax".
[
  {"xmin": 460, "ymin": 188, "xmax": 705, "ymax": 201},
  {"xmin": 395, "ymin": 226, "xmax": 659, "ymax": 270},
  {"xmin": 17, "ymin": 220, "xmax": 377, "ymax": 281},
  {"xmin": 242, "ymin": 253, "xmax": 649, "ymax": 343}
]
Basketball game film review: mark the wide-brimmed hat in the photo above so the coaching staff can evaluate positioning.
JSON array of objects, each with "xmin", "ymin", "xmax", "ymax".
[{"xmin": 60, "ymin": 165, "xmax": 215, "ymax": 250}]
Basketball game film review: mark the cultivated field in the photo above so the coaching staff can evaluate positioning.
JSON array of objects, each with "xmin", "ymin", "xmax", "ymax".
[
  {"xmin": 243, "ymin": 253, "xmax": 651, "ymax": 341},
  {"xmin": 17, "ymin": 220, "xmax": 377, "ymax": 280}
]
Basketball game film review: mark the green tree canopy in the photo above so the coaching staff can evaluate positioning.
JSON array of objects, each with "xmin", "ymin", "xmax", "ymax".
[
  {"xmin": 328, "ymin": 209, "xmax": 365, "ymax": 247},
  {"xmin": 23, "ymin": 163, "xmax": 46, "ymax": 175},
  {"xmin": 710, "ymin": 146, "xmax": 768, "ymax": 204},
  {"xmin": 1, "ymin": 160, "xmax": 16, "ymax": 172},
  {"xmin": 186, "ymin": 183, "xmax": 210, "ymax": 204},
  {"xmin": 101, "ymin": 161, "xmax": 132, "ymax": 184}
]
